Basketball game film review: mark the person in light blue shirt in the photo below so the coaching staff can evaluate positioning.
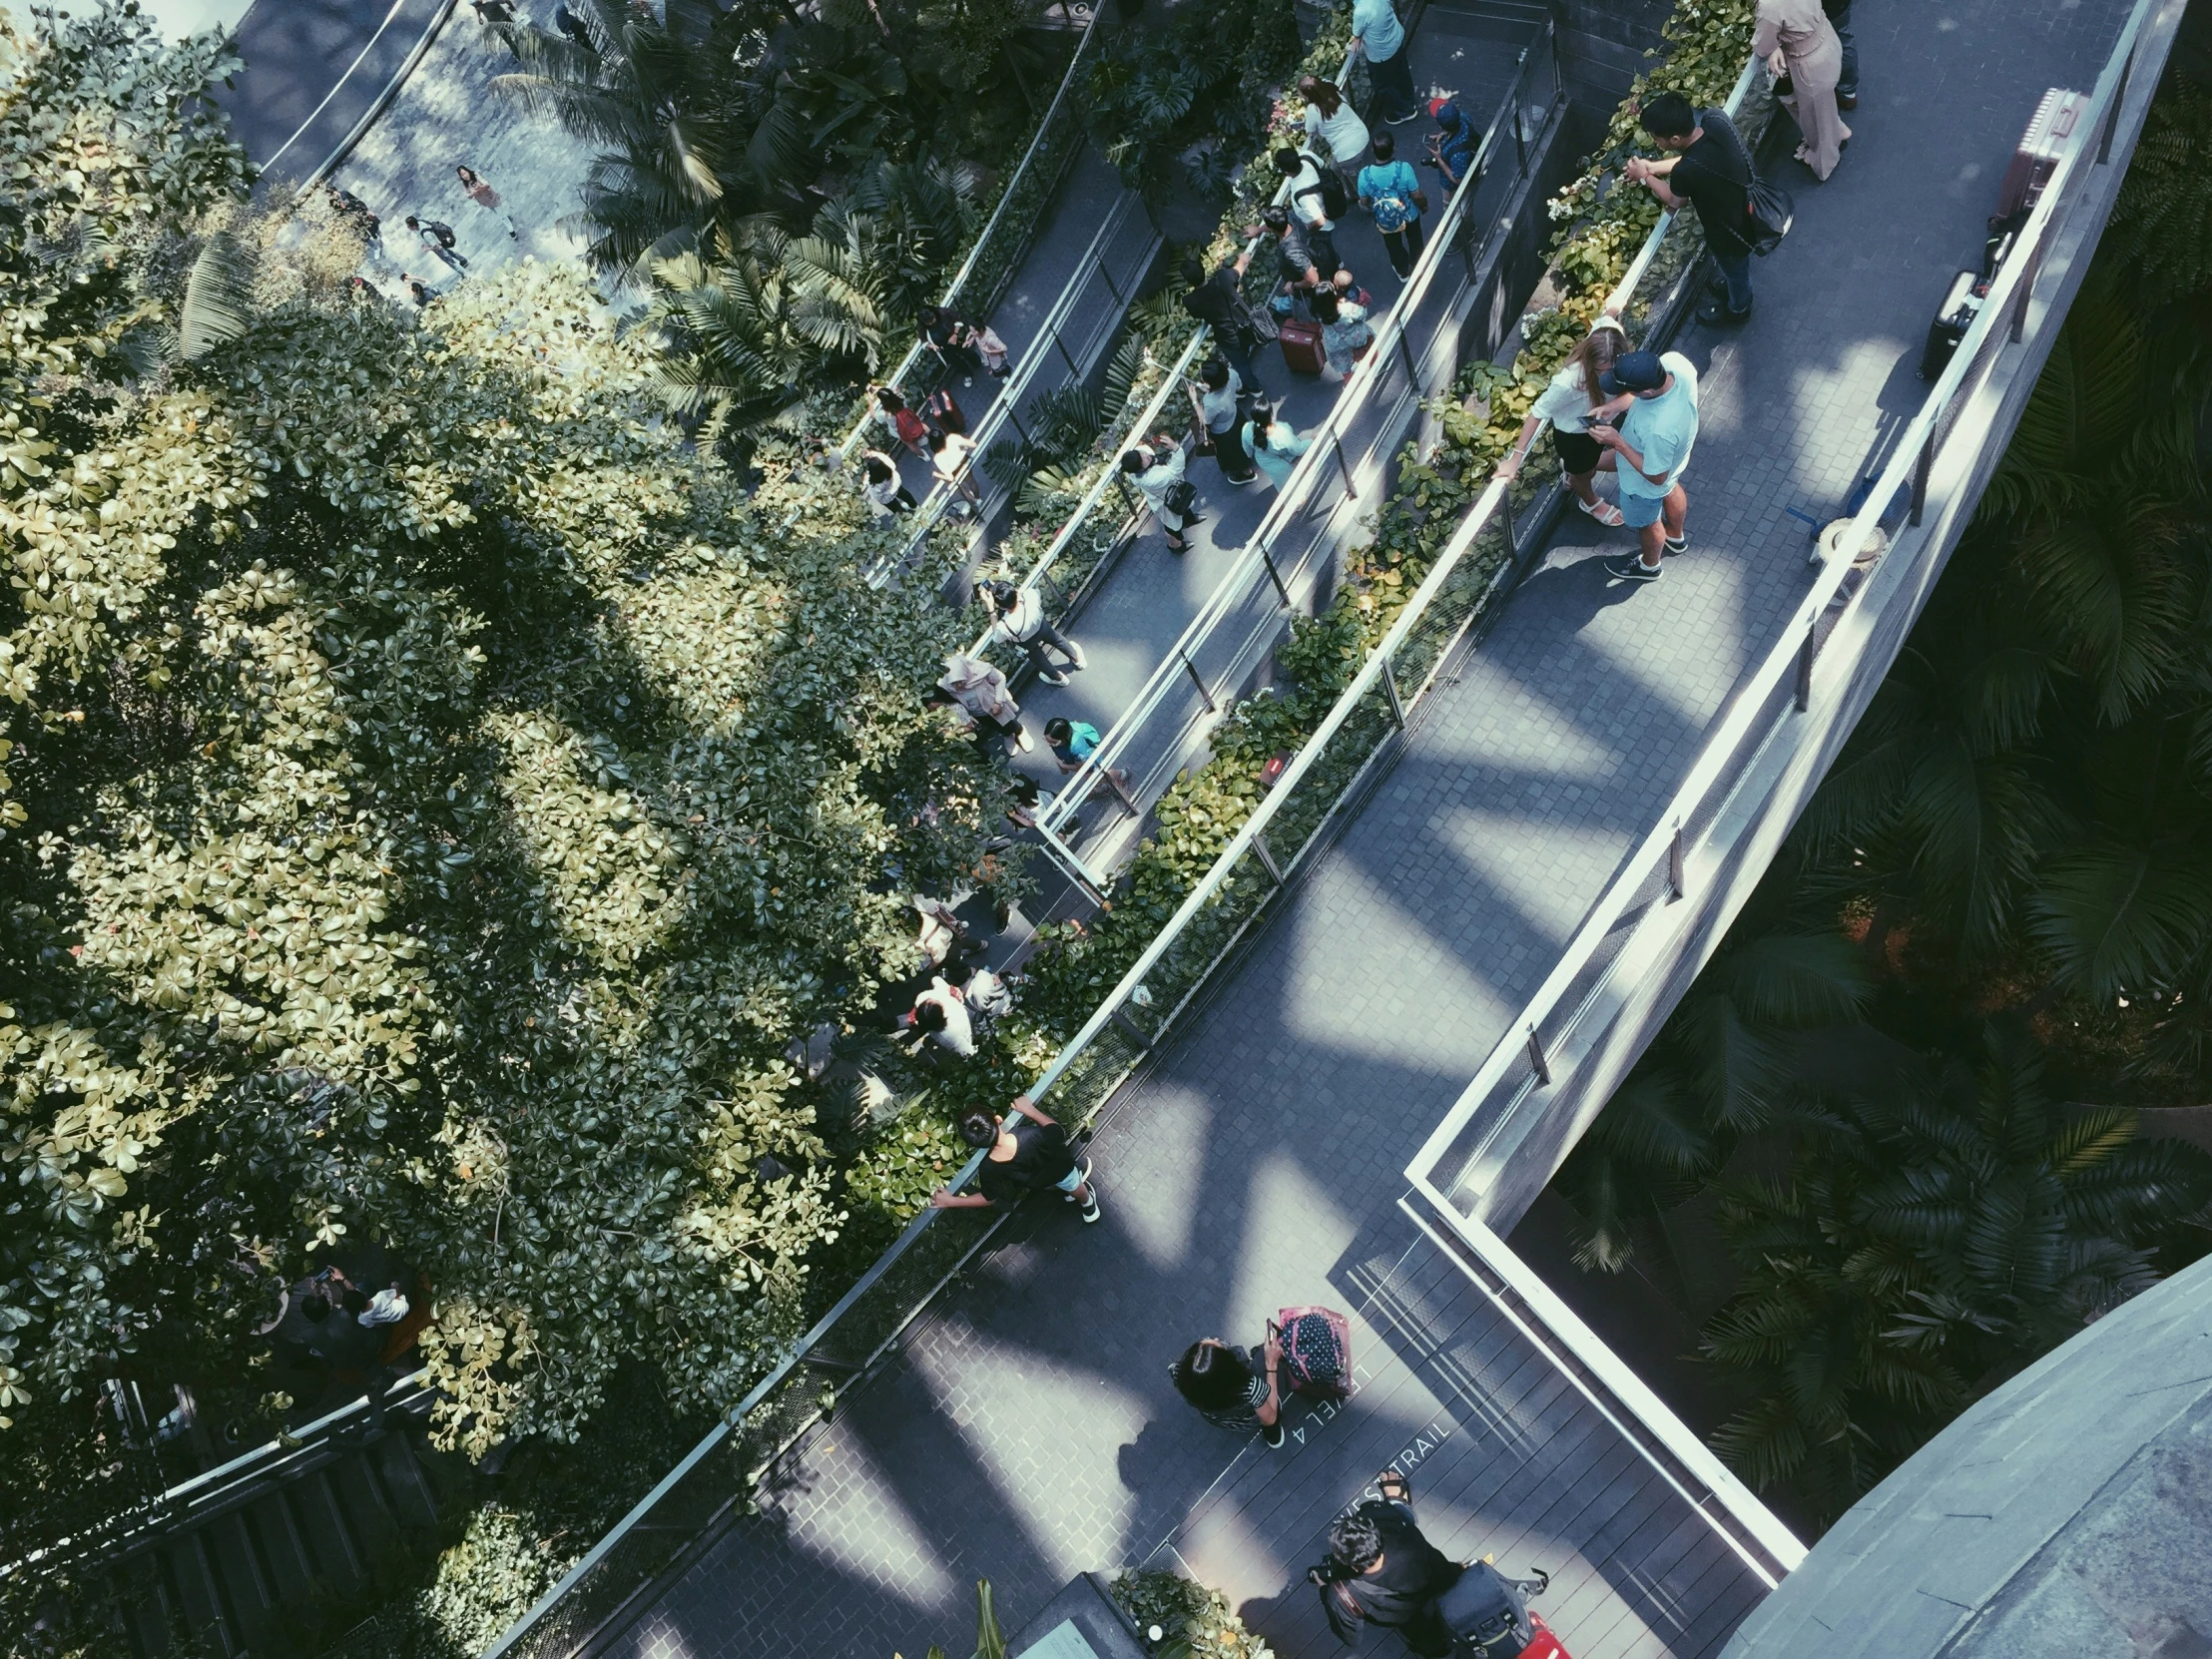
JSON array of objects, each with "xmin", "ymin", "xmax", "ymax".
[
  {"xmin": 1349, "ymin": 0, "xmax": 1417, "ymax": 126},
  {"xmin": 1242, "ymin": 400, "xmax": 1315, "ymax": 493},
  {"xmin": 1591, "ymin": 348, "xmax": 1701, "ymax": 584},
  {"xmin": 1356, "ymin": 130, "xmax": 1427, "ymax": 278}
]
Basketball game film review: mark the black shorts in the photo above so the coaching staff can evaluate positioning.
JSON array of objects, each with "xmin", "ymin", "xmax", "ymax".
[{"xmin": 1554, "ymin": 428, "xmax": 1603, "ymax": 476}]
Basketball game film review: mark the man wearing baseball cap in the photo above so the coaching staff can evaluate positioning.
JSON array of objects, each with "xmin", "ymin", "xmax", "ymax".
[{"xmin": 1589, "ymin": 346, "xmax": 1699, "ymax": 583}]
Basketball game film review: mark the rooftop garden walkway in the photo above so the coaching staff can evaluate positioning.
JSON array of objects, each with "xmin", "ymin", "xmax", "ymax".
[{"xmin": 603, "ymin": 0, "xmax": 2134, "ymax": 1655}]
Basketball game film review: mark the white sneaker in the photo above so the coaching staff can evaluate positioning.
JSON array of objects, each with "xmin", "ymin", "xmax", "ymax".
[
  {"xmin": 1015, "ymin": 725, "xmax": 1034, "ymax": 753},
  {"xmin": 1066, "ymin": 641, "xmax": 1088, "ymax": 669},
  {"xmin": 1039, "ymin": 670, "xmax": 1070, "ymax": 686}
]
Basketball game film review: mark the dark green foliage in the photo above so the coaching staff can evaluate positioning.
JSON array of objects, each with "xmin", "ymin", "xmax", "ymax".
[{"xmin": 1086, "ymin": 0, "xmax": 1303, "ymax": 198}]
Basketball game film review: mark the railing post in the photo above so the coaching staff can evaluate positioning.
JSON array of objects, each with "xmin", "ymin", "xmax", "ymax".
[
  {"xmin": 2099, "ymin": 46, "xmax": 2132, "ymax": 164},
  {"xmin": 1180, "ymin": 648, "xmax": 1218, "ymax": 713},
  {"xmin": 1253, "ymin": 833, "xmax": 1285, "ymax": 886},
  {"xmin": 1333, "ymin": 431, "xmax": 1358, "ymax": 498},
  {"xmin": 1525, "ymin": 1026, "xmax": 1551, "ymax": 1087},
  {"xmin": 1110, "ymin": 1006, "xmax": 1152, "ymax": 1050},
  {"xmin": 1500, "ymin": 486, "xmax": 1517, "ymax": 566},
  {"xmin": 1512, "ymin": 104, "xmax": 1528, "ymax": 175},
  {"xmin": 1381, "ymin": 657, "xmax": 1406, "ymax": 728},
  {"xmin": 1794, "ymin": 622, "xmax": 1816, "ymax": 713},
  {"xmin": 1397, "ymin": 326, "xmax": 1420, "ymax": 392},
  {"xmin": 1096, "ymin": 253, "xmax": 1124, "ymax": 304},
  {"xmin": 1103, "ymin": 763, "xmax": 1141, "ymax": 814},
  {"xmin": 1909, "ymin": 430, "xmax": 1934, "ymax": 526},
  {"xmin": 1666, "ymin": 821, "xmax": 1684, "ymax": 900},
  {"xmin": 1261, "ymin": 545, "xmax": 1293, "ymax": 607},
  {"xmin": 1056, "ymin": 331, "xmax": 1080, "ymax": 377}
]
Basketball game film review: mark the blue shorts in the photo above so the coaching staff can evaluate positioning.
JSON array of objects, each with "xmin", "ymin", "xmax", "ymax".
[
  {"xmin": 1053, "ymin": 1163, "xmax": 1086, "ymax": 1194},
  {"xmin": 1619, "ymin": 490, "xmax": 1666, "ymax": 529}
]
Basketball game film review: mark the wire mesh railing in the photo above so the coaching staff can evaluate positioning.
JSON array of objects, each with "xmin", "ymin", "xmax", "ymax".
[
  {"xmin": 1037, "ymin": 31, "xmax": 1563, "ymax": 873},
  {"xmin": 1401, "ymin": 0, "xmax": 2159, "ymax": 1217}
]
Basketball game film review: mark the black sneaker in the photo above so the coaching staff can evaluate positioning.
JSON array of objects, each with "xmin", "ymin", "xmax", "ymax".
[
  {"xmin": 1264, "ymin": 1421, "xmax": 1287, "ymax": 1448},
  {"xmin": 1604, "ymin": 553, "xmax": 1661, "ymax": 583},
  {"xmin": 1697, "ymin": 296, "xmax": 1753, "ymax": 326},
  {"xmin": 1663, "ymin": 534, "xmax": 1688, "ymax": 557}
]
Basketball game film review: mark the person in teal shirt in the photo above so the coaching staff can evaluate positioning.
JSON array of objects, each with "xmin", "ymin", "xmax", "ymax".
[
  {"xmin": 1242, "ymin": 400, "xmax": 1315, "ymax": 493},
  {"xmin": 1349, "ymin": 0, "xmax": 1417, "ymax": 125},
  {"xmin": 1357, "ymin": 130, "xmax": 1428, "ymax": 279}
]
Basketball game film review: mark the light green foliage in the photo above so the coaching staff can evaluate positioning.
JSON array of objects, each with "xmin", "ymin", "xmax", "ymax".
[
  {"xmin": 0, "ymin": 10, "xmax": 1016, "ymax": 1609},
  {"xmin": 1111, "ymin": 1569, "xmax": 1275, "ymax": 1659}
]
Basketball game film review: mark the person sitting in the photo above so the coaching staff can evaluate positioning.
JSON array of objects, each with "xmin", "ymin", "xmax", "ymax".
[{"xmin": 1171, "ymin": 1336, "xmax": 1287, "ymax": 1446}]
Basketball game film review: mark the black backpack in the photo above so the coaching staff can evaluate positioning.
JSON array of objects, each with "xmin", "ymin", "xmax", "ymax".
[
  {"xmin": 1297, "ymin": 151, "xmax": 1353, "ymax": 221},
  {"xmin": 1436, "ymin": 1562, "xmax": 1550, "ymax": 1658}
]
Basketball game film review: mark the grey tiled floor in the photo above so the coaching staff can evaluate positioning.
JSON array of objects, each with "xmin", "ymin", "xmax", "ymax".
[{"xmin": 606, "ymin": 2, "xmax": 2131, "ymax": 1655}]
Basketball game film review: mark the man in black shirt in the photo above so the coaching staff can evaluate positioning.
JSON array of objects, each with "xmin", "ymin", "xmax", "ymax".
[
  {"xmin": 1312, "ymin": 1477, "xmax": 1462, "ymax": 1654},
  {"xmin": 1262, "ymin": 205, "xmax": 1328, "ymax": 296},
  {"xmin": 929, "ymin": 1093, "xmax": 1101, "ymax": 1223},
  {"xmin": 1181, "ymin": 250, "xmax": 1261, "ymax": 383},
  {"xmin": 1625, "ymin": 90, "xmax": 1757, "ymax": 325}
]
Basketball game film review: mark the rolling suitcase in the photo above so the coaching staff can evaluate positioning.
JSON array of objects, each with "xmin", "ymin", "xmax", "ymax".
[
  {"xmin": 1280, "ymin": 315, "xmax": 1326, "ymax": 374},
  {"xmin": 1996, "ymin": 88, "xmax": 2088, "ymax": 217},
  {"xmin": 1917, "ymin": 269, "xmax": 1987, "ymax": 379}
]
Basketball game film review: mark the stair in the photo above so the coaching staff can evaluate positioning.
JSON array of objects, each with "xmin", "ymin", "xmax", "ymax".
[{"xmin": 101, "ymin": 1388, "xmax": 460, "ymax": 1657}]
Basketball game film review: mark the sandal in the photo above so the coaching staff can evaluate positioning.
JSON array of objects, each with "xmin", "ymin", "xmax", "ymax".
[
  {"xmin": 1377, "ymin": 1470, "xmax": 1411, "ymax": 1505},
  {"xmin": 1577, "ymin": 496, "xmax": 1626, "ymax": 528}
]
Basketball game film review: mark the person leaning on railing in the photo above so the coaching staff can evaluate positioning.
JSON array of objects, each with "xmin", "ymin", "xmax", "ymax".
[
  {"xmin": 930, "ymin": 1093, "xmax": 1102, "ymax": 1224},
  {"xmin": 1181, "ymin": 249, "xmax": 1264, "ymax": 383},
  {"xmin": 1494, "ymin": 309, "xmax": 1628, "ymax": 527}
]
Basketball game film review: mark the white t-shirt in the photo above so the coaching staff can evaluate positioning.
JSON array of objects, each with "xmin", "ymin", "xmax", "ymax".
[
  {"xmin": 914, "ymin": 976, "xmax": 975, "ymax": 1056},
  {"xmin": 1304, "ymin": 101, "xmax": 1371, "ymax": 166},
  {"xmin": 1285, "ymin": 155, "xmax": 1333, "ymax": 231},
  {"xmin": 1531, "ymin": 360, "xmax": 1602, "ymax": 433},
  {"xmin": 1198, "ymin": 365, "xmax": 1244, "ymax": 432}
]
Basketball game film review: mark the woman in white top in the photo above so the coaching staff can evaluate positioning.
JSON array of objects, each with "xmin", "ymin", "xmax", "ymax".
[
  {"xmin": 1120, "ymin": 436, "xmax": 1194, "ymax": 551},
  {"xmin": 908, "ymin": 976, "xmax": 974, "ymax": 1056},
  {"xmin": 1299, "ymin": 75, "xmax": 1371, "ymax": 172},
  {"xmin": 1496, "ymin": 314, "xmax": 1629, "ymax": 527},
  {"xmin": 860, "ymin": 449, "xmax": 917, "ymax": 519}
]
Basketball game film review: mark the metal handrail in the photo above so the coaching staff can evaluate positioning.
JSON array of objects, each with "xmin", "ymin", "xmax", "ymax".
[
  {"xmin": 1403, "ymin": 0, "xmax": 2157, "ymax": 1209},
  {"xmin": 836, "ymin": 5, "xmax": 1109, "ymax": 460},
  {"xmin": 1039, "ymin": 30, "xmax": 1548, "ymax": 838}
]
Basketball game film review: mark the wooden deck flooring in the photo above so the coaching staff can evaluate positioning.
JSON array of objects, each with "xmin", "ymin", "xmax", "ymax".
[{"xmin": 1142, "ymin": 1226, "xmax": 1774, "ymax": 1659}]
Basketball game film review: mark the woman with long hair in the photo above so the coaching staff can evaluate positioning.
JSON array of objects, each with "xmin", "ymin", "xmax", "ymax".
[
  {"xmin": 1299, "ymin": 74, "xmax": 1371, "ymax": 173},
  {"xmin": 1170, "ymin": 1335, "xmax": 1285, "ymax": 1445},
  {"xmin": 1496, "ymin": 314, "xmax": 1630, "ymax": 526}
]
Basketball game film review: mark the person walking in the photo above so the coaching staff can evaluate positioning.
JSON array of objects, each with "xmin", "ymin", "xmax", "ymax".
[
  {"xmin": 1312, "ymin": 285, "xmax": 1374, "ymax": 381},
  {"xmin": 1754, "ymin": 0, "xmax": 1851, "ymax": 180},
  {"xmin": 1624, "ymin": 92, "xmax": 1758, "ymax": 324},
  {"xmin": 937, "ymin": 654, "xmax": 1032, "ymax": 754},
  {"xmin": 1357, "ymin": 130, "xmax": 1428, "ymax": 279},
  {"xmin": 1592, "ymin": 348, "xmax": 1700, "ymax": 584},
  {"xmin": 1121, "ymin": 434, "xmax": 1197, "ymax": 552},
  {"xmin": 1495, "ymin": 314, "xmax": 1628, "ymax": 526},
  {"xmin": 1171, "ymin": 1337, "xmax": 1288, "ymax": 1447},
  {"xmin": 1348, "ymin": 0, "xmax": 1418, "ymax": 125},
  {"xmin": 327, "ymin": 186, "xmax": 381, "ymax": 249},
  {"xmin": 929, "ymin": 1093, "xmax": 1101, "ymax": 1224},
  {"xmin": 1043, "ymin": 717, "xmax": 1130, "ymax": 795},
  {"xmin": 1243, "ymin": 400, "xmax": 1314, "ymax": 493},
  {"xmin": 454, "ymin": 165, "xmax": 520, "ymax": 237},
  {"xmin": 860, "ymin": 449, "xmax": 918, "ymax": 519},
  {"xmin": 1181, "ymin": 250, "xmax": 1263, "ymax": 383},
  {"xmin": 981, "ymin": 580, "xmax": 1086, "ymax": 685},
  {"xmin": 406, "ymin": 216, "xmax": 468, "ymax": 274},
  {"xmin": 1192, "ymin": 357, "xmax": 1256, "ymax": 484},
  {"xmin": 1824, "ymin": 0, "xmax": 1859, "ymax": 109},
  {"xmin": 870, "ymin": 385, "xmax": 932, "ymax": 458},
  {"xmin": 1309, "ymin": 1472, "xmax": 1464, "ymax": 1656},
  {"xmin": 964, "ymin": 320, "xmax": 1013, "ymax": 381},
  {"xmin": 1275, "ymin": 149, "xmax": 1342, "ymax": 290},
  {"xmin": 1425, "ymin": 98, "xmax": 1478, "ymax": 194},
  {"xmin": 1300, "ymin": 75, "xmax": 1371, "ymax": 176},
  {"xmin": 929, "ymin": 428, "xmax": 982, "ymax": 516}
]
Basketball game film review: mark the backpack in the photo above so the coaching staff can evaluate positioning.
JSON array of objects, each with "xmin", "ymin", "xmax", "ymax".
[
  {"xmin": 1742, "ymin": 173, "xmax": 1795, "ymax": 256},
  {"xmin": 1297, "ymin": 152, "xmax": 1352, "ymax": 221},
  {"xmin": 1436, "ymin": 1562, "xmax": 1531, "ymax": 1658},
  {"xmin": 1271, "ymin": 1305, "xmax": 1352, "ymax": 1397},
  {"xmin": 1370, "ymin": 186, "xmax": 1415, "ymax": 233}
]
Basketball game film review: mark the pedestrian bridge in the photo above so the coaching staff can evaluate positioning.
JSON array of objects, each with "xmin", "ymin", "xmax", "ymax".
[{"xmin": 483, "ymin": 0, "xmax": 2181, "ymax": 1652}]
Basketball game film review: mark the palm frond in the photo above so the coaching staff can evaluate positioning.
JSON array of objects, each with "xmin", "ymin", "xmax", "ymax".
[{"xmin": 178, "ymin": 229, "xmax": 255, "ymax": 359}]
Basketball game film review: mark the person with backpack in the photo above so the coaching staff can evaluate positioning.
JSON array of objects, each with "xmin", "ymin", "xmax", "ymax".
[
  {"xmin": 1180, "ymin": 251, "xmax": 1263, "ymax": 383},
  {"xmin": 1121, "ymin": 435, "xmax": 1196, "ymax": 552},
  {"xmin": 1623, "ymin": 91, "xmax": 1760, "ymax": 324},
  {"xmin": 1310, "ymin": 1472, "xmax": 1463, "ymax": 1655},
  {"xmin": 980, "ymin": 580, "xmax": 1085, "ymax": 686},
  {"xmin": 406, "ymin": 215, "xmax": 468, "ymax": 274},
  {"xmin": 1358, "ymin": 130, "xmax": 1429, "ymax": 279},
  {"xmin": 1299, "ymin": 75, "xmax": 1371, "ymax": 175},
  {"xmin": 929, "ymin": 1093, "xmax": 1100, "ymax": 1225},
  {"xmin": 1275, "ymin": 148, "xmax": 1345, "ymax": 290},
  {"xmin": 1170, "ymin": 1337, "xmax": 1287, "ymax": 1447},
  {"xmin": 870, "ymin": 385, "xmax": 932, "ymax": 457}
]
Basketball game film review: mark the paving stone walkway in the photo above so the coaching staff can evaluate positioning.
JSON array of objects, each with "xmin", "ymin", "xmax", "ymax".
[{"xmin": 601, "ymin": 0, "xmax": 2132, "ymax": 1654}]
